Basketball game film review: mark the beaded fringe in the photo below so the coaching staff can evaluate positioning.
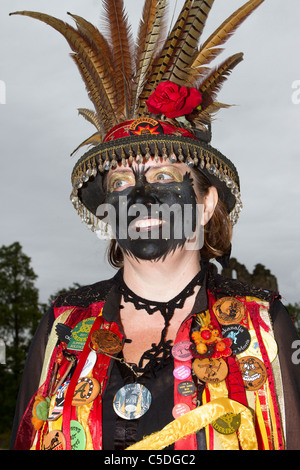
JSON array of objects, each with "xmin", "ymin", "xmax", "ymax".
[{"xmin": 70, "ymin": 141, "xmax": 243, "ymax": 236}]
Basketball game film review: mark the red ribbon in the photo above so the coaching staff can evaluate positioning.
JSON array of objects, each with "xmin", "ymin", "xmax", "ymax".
[
  {"xmin": 247, "ymin": 301, "xmax": 284, "ymax": 450},
  {"xmin": 62, "ymin": 313, "xmax": 104, "ymax": 450},
  {"xmin": 173, "ymin": 316, "xmax": 197, "ymax": 450}
]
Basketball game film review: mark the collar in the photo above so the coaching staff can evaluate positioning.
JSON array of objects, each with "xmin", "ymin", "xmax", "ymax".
[{"xmin": 101, "ymin": 268, "xmax": 209, "ymax": 328}]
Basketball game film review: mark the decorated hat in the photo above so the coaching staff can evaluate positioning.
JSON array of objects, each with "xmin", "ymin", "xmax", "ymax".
[{"xmin": 11, "ymin": 0, "xmax": 265, "ymax": 233}]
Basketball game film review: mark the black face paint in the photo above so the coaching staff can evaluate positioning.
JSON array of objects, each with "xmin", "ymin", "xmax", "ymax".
[{"xmin": 105, "ymin": 167, "xmax": 197, "ymax": 261}]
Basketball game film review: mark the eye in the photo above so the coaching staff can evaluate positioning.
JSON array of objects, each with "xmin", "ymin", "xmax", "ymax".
[
  {"xmin": 108, "ymin": 172, "xmax": 135, "ymax": 192},
  {"xmin": 112, "ymin": 179, "xmax": 128, "ymax": 190},
  {"xmin": 148, "ymin": 167, "xmax": 183, "ymax": 184},
  {"xmin": 155, "ymin": 172, "xmax": 173, "ymax": 182}
]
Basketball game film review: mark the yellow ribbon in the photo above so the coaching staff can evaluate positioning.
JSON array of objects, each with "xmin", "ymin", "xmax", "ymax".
[
  {"xmin": 207, "ymin": 381, "xmax": 240, "ymax": 450},
  {"xmin": 126, "ymin": 397, "xmax": 257, "ymax": 451}
]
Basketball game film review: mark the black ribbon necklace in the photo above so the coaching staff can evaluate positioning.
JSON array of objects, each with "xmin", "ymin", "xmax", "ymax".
[{"xmin": 114, "ymin": 267, "xmax": 206, "ymax": 375}]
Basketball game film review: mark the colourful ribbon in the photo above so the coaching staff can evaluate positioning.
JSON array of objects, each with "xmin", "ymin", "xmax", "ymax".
[{"xmin": 126, "ymin": 397, "xmax": 258, "ymax": 451}]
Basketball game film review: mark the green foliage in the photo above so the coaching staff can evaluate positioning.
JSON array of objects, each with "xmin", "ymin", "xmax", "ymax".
[
  {"xmin": 0, "ymin": 243, "xmax": 82, "ymax": 447},
  {"xmin": 0, "ymin": 242, "xmax": 42, "ymax": 442}
]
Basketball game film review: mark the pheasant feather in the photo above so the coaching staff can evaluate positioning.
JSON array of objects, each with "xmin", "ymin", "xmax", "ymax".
[
  {"xmin": 10, "ymin": 0, "xmax": 265, "ymax": 149},
  {"xmin": 132, "ymin": 0, "xmax": 167, "ymax": 117},
  {"xmin": 190, "ymin": 0, "xmax": 264, "ymax": 74},
  {"xmin": 102, "ymin": 0, "xmax": 134, "ymax": 118},
  {"xmin": 162, "ymin": 0, "xmax": 215, "ymax": 86},
  {"xmin": 10, "ymin": 10, "xmax": 118, "ymax": 132}
]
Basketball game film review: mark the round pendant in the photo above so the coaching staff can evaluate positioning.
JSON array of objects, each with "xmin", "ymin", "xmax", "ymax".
[
  {"xmin": 192, "ymin": 357, "xmax": 228, "ymax": 384},
  {"xmin": 70, "ymin": 420, "xmax": 86, "ymax": 450},
  {"xmin": 213, "ymin": 297, "xmax": 246, "ymax": 325},
  {"xmin": 71, "ymin": 377, "xmax": 100, "ymax": 406},
  {"xmin": 113, "ymin": 383, "xmax": 152, "ymax": 420},
  {"xmin": 177, "ymin": 380, "xmax": 196, "ymax": 397},
  {"xmin": 91, "ymin": 329, "xmax": 123, "ymax": 355},
  {"xmin": 42, "ymin": 430, "xmax": 66, "ymax": 450},
  {"xmin": 173, "ymin": 365, "xmax": 191, "ymax": 380},
  {"xmin": 211, "ymin": 413, "xmax": 241, "ymax": 435},
  {"xmin": 172, "ymin": 403, "xmax": 190, "ymax": 419},
  {"xmin": 221, "ymin": 324, "xmax": 251, "ymax": 355},
  {"xmin": 238, "ymin": 356, "xmax": 268, "ymax": 391},
  {"xmin": 172, "ymin": 341, "xmax": 193, "ymax": 362}
]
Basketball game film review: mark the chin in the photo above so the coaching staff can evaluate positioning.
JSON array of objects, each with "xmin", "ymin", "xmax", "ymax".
[{"xmin": 120, "ymin": 239, "xmax": 187, "ymax": 262}]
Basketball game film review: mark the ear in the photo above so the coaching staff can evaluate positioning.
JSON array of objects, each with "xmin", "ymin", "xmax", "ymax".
[{"xmin": 201, "ymin": 186, "xmax": 218, "ymax": 226}]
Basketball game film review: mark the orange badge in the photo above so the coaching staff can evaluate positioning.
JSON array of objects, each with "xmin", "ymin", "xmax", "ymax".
[
  {"xmin": 70, "ymin": 377, "xmax": 100, "ymax": 406},
  {"xmin": 238, "ymin": 356, "xmax": 268, "ymax": 391},
  {"xmin": 91, "ymin": 329, "xmax": 123, "ymax": 355},
  {"xmin": 213, "ymin": 297, "xmax": 246, "ymax": 325},
  {"xmin": 42, "ymin": 430, "xmax": 66, "ymax": 451},
  {"xmin": 192, "ymin": 357, "xmax": 228, "ymax": 384}
]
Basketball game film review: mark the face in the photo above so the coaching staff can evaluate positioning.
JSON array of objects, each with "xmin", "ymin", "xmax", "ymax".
[{"xmin": 103, "ymin": 159, "xmax": 200, "ymax": 261}]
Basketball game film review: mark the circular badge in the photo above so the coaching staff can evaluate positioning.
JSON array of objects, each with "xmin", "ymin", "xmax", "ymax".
[
  {"xmin": 70, "ymin": 420, "xmax": 86, "ymax": 450},
  {"xmin": 238, "ymin": 356, "xmax": 267, "ymax": 391},
  {"xmin": 172, "ymin": 341, "xmax": 193, "ymax": 362},
  {"xmin": 129, "ymin": 117, "xmax": 164, "ymax": 136},
  {"xmin": 91, "ymin": 329, "xmax": 123, "ymax": 355},
  {"xmin": 42, "ymin": 430, "xmax": 66, "ymax": 450},
  {"xmin": 221, "ymin": 324, "xmax": 251, "ymax": 355},
  {"xmin": 238, "ymin": 330, "xmax": 278, "ymax": 363},
  {"xmin": 172, "ymin": 403, "xmax": 190, "ymax": 419},
  {"xmin": 211, "ymin": 413, "xmax": 241, "ymax": 435},
  {"xmin": 68, "ymin": 318, "xmax": 96, "ymax": 351},
  {"xmin": 192, "ymin": 357, "xmax": 228, "ymax": 384},
  {"xmin": 113, "ymin": 383, "xmax": 152, "ymax": 420},
  {"xmin": 177, "ymin": 380, "xmax": 196, "ymax": 397},
  {"xmin": 213, "ymin": 297, "xmax": 245, "ymax": 325},
  {"xmin": 173, "ymin": 365, "xmax": 191, "ymax": 380},
  {"xmin": 71, "ymin": 377, "xmax": 100, "ymax": 406}
]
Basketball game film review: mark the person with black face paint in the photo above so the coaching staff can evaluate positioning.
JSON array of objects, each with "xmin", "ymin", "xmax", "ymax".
[{"xmin": 11, "ymin": 1, "xmax": 300, "ymax": 451}]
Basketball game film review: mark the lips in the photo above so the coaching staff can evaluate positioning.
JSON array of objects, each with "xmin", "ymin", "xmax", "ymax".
[{"xmin": 132, "ymin": 217, "xmax": 166, "ymax": 232}]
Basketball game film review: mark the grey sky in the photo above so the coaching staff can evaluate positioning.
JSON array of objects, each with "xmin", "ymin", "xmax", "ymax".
[{"xmin": 1, "ymin": 0, "xmax": 300, "ymax": 305}]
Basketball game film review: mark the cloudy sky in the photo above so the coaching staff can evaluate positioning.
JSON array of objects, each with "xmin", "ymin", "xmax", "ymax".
[{"xmin": 1, "ymin": 0, "xmax": 300, "ymax": 306}]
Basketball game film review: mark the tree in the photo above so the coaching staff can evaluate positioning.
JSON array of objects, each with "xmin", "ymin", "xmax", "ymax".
[{"xmin": 0, "ymin": 242, "xmax": 42, "ymax": 438}]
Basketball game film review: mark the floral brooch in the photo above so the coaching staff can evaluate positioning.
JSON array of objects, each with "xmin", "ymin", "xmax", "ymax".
[{"xmin": 191, "ymin": 311, "xmax": 232, "ymax": 360}]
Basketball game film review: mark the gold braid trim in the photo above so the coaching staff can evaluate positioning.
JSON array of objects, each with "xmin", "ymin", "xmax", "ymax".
[{"xmin": 126, "ymin": 397, "xmax": 257, "ymax": 451}]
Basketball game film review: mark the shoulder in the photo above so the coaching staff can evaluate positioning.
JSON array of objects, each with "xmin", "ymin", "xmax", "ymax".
[
  {"xmin": 53, "ymin": 275, "xmax": 117, "ymax": 308},
  {"xmin": 206, "ymin": 263, "xmax": 280, "ymax": 303}
]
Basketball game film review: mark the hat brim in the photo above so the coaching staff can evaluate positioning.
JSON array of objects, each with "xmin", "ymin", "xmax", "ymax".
[{"xmin": 71, "ymin": 134, "xmax": 242, "ymax": 228}]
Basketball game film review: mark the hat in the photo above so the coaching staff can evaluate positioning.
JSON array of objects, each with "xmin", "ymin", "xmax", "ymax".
[{"xmin": 11, "ymin": 0, "xmax": 265, "ymax": 233}]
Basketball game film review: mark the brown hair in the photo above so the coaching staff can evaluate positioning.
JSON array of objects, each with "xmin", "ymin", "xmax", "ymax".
[
  {"xmin": 192, "ymin": 170, "xmax": 232, "ymax": 260},
  {"xmin": 106, "ymin": 169, "xmax": 232, "ymax": 268}
]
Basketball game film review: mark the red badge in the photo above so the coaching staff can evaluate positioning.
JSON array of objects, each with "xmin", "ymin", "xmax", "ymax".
[{"xmin": 129, "ymin": 117, "xmax": 164, "ymax": 136}]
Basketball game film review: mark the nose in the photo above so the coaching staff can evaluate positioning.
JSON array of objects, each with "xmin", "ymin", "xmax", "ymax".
[{"xmin": 128, "ymin": 183, "xmax": 158, "ymax": 206}]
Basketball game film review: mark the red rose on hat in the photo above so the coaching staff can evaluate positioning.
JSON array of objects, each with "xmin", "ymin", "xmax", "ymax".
[{"xmin": 146, "ymin": 81, "xmax": 202, "ymax": 119}]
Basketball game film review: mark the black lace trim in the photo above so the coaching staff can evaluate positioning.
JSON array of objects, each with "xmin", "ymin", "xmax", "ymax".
[
  {"xmin": 114, "ymin": 267, "xmax": 206, "ymax": 375},
  {"xmin": 114, "ymin": 268, "xmax": 205, "ymax": 315}
]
